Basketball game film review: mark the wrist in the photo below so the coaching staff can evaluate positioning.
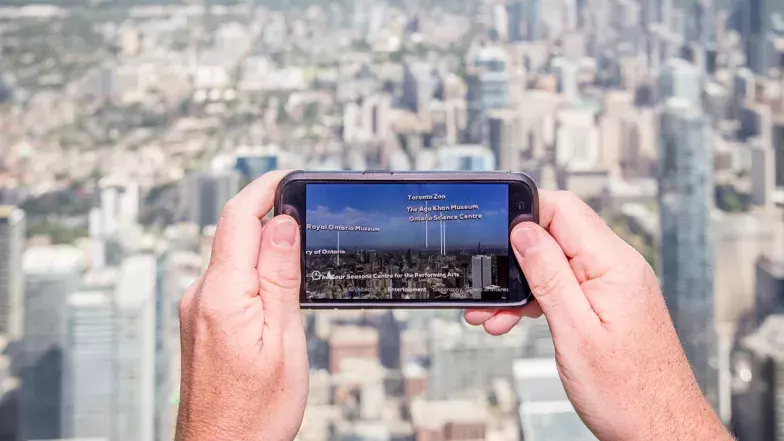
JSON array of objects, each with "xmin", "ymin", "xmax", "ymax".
[{"xmin": 636, "ymin": 395, "xmax": 731, "ymax": 441}]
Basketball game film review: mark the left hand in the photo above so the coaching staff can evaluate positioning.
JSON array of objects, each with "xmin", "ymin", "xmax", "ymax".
[{"xmin": 176, "ymin": 170, "xmax": 309, "ymax": 441}]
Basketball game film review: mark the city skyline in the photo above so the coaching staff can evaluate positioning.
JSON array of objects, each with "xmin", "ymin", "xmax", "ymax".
[
  {"xmin": 305, "ymin": 183, "xmax": 509, "ymax": 250},
  {"xmin": 1, "ymin": 0, "xmax": 784, "ymax": 439}
]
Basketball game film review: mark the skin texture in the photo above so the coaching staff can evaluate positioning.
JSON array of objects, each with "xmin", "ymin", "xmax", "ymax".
[
  {"xmin": 176, "ymin": 170, "xmax": 309, "ymax": 441},
  {"xmin": 465, "ymin": 190, "xmax": 733, "ymax": 441}
]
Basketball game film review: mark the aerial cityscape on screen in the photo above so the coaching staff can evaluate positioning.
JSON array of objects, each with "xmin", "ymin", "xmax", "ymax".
[{"xmin": 304, "ymin": 183, "xmax": 510, "ymax": 301}]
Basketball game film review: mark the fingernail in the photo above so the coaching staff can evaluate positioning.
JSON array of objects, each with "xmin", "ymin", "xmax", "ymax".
[
  {"xmin": 511, "ymin": 226, "xmax": 541, "ymax": 259},
  {"xmin": 271, "ymin": 218, "xmax": 298, "ymax": 249}
]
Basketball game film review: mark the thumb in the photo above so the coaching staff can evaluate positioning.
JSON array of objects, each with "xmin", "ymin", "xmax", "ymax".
[
  {"xmin": 511, "ymin": 223, "xmax": 599, "ymax": 337},
  {"xmin": 257, "ymin": 215, "xmax": 302, "ymax": 331}
]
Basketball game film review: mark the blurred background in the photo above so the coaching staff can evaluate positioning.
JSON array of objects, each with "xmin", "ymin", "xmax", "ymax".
[{"xmin": 0, "ymin": 0, "xmax": 783, "ymax": 439}]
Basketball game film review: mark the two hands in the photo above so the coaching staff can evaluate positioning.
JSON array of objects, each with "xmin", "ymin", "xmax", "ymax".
[{"xmin": 176, "ymin": 172, "xmax": 731, "ymax": 441}]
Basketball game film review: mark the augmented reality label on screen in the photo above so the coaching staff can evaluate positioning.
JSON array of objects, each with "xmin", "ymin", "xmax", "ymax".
[{"xmin": 304, "ymin": 183, "xmax": 510, "ymax": 301}]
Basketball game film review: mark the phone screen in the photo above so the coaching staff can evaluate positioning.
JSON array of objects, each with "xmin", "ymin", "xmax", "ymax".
[{"xmin": 301, "ymin": 182, "xmax": 523, "ymax": 303}]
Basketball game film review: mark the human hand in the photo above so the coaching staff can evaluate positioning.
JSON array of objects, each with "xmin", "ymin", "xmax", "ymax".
[
  {"xmin": 176, "ymin": 171, "xmax": 308, "ymax": 441},
  {"xmin": 465, "ymin": 191, "xmax": 731, "ymax": 441}
]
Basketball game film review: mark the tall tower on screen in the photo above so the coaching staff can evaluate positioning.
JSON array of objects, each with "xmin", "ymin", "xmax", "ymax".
[{"xmin": 658, "ymin": 97, "xmax": 718, "ymax": 408}]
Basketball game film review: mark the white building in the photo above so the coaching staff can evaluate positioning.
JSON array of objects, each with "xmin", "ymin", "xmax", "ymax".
[
  {"xmin": 514, "ymin": 358, "xmax": 596, "ymax": 440},
  {"xmin": 64, "ymin": 284, "xmax": 117, "ymax": 439},
  {"xmin": 115, "ymin": 254, "xmax": 156, "ymax": 441},
  {"xmin": 0, "ymin": 206, "xmax": 25, "ymax": 338},
  {"xmin": 556, "ymin": 108, "xmax": 600, "ymax": 171}
]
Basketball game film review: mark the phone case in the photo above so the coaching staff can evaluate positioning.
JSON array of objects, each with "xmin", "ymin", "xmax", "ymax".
[{"xmin": 274, "ymin": 170, "xmax": 540, "ymax": 310}]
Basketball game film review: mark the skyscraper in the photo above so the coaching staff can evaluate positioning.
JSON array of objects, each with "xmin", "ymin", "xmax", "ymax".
[
  {"xmin": 20, "ymin": 246, "xmax": 84, "ymax": 441},
  {"xmin": 63, "ymin": 283, "xmax": 117, "ymax": 439},
  {"xmin": 658, "ymin": 97, "xmax": 718, "ymax": 407},
  {"xmin": 506, "ymin": 1, "xmax": 524, "ymax": 42},
  {"xmin": 465, "ymin": 45, "xmax": 510, "ymax": 145},
  {"xmin": 658, "ymin": 59, "xmax": 701, "ymax": 108},
  {"xmin": 506, "ymin": 0, "xmax": 541, "ymax": 42},
  {"xmin": 0, "ymin": 206, "xmax": 24, "ymax": 339},
  {"xmin": 552, "ymin": 57, "xmax": 579, "ymax": 102},
  {"xmin": 488, "ymin": 109, "xmax": 519, "ymax": 171},
  {"xmin": 186, "ymin": 169, "xmax": 242, "ymax": 229},
  {"xmin": 471, "ymin": 255, "xmax": 492, "ymax": 299},
  {"xmin": 754, "ymin": 256, "xmax": 784, "ymax": 325},
  {"xmin": 742, "ymin": 0, "xmax": 780, "ymax": 75},
  {"xmin": 402, "ymin": 62, "xmax": 435, "ymax": 115},
  {"xmin": 434, "ymin": 144, "xmax": 496, "ymax": 171},
  {"xmin": 732, "ymin": 315, "xmax": 784, "ymax": 440},
  {"xmin": 115, "ymin": 254, "xmax": 156, "ymax": 441}
]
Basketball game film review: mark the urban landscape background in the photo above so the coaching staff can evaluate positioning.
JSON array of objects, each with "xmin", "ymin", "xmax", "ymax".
[{"xmin": 1, "ymin": 0, "xmax": 784, "ymax": 439}]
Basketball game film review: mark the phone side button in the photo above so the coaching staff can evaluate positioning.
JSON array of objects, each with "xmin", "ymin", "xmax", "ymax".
[{"xmin": 363, "ymin": 170, "xmax": 393, "ymax": 174}]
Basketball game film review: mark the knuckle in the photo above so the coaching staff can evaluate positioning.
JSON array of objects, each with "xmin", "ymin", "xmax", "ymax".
[
  {"xmin": 557, "ymin": 190, "xmax": 583, "ymax": 207},
  {"xmin": 530, "ymin": 271, "xmax": 565, "ymax": 299},
  {"xmin": 178, "ymin": 296, "xmax": 190, "ymax": 321},
  {"xmin": 259, "ymin": 261, "xmax": 301, "ymax": 293},
  {"xmin": 219, "ymin": 197, "xmax": 240, "ymax": 221}
]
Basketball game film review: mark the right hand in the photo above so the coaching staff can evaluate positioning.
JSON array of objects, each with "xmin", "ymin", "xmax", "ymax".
[{"xmin": 465, "ymin": 191, "xmax": 731, "ymax": 441}]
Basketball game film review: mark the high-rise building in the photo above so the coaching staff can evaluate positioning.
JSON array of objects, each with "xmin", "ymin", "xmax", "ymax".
[
  {"xmin": 115, "ymin": 254, "xmax": 156, "ymax": 441},
  {"xmin": 749, "ymin": 138, "xmax": 777, "ymax": 208},
  {"xmin": 427, "ymin": 320, "xmax": 524, "ymax": 400},
  {"xmin": 658, "ymin": 97, "xmax": 718, "ymax": 407},
  {"xmin": 742, "ymin": 0, "xmax": 781, "ymax": 75},
  {"xmin": 488, "ymin": 109, "xmax": 520, "ymax": 171},
  {"xmin": 402, "ymin": 62, "xmax": 435, "ymax": 115},
  {"xmin": 514, "ymin": 357, "xmax": 595, "ymax": 440},
  {"xmin": 506, "ymin": 0, "xmax": 541, "ymax": 41},
  {"xmin": 506, "ymin": 0, "xmax": 525, "ymax": 42},
  {"xmin": 774, "ymin": 117, "xmax": 784, "ymax": 188},
  {"xmin": 755, "ymin": 256, "xmax": 784, "ymax": 325},
  {"xmin": 0, "ymin": 206, "xmax": 24, "ymax": 339},
  {"xmin": 0, "ymin": 335, "xmax": 19, "ymax": 441},
  {"xmin": 556, "ymin": 108, "xmax": 601, "ymax": 171},
  {"xmin": 434, "ymin": 145, "xmax": 495, "ymax": 171},
  {"xmin": 20, "ymin": 246, "xmax": 84, "ymax": 441},
  {"xmin": 186, "ymin": 170, "xmax": 242, "ymax": 229},
  {"xmin": 731, "ymin": 315, "xmax": 784, "ymax": 440},
  {"xmin": 233, "ymin": 145, "xmax": 280, "ymax": 186},
  {"xmin": 524, "ymin": 0, "xmax": 542, "ymax": 41},
  {"xmin": 99, "ymin": 178, "xmax": 140, "ymax": 238},
  {"xmin": 63, "ymin": 281, "xmax": 117, "ymax": 439},
  {"xmin": 465, "ymin": 46, "xmax": 510, "ymax": 144},
  {"xmin": 471, "ymin": 256, "xmax": 492, "ymax": 298},
  {"xmin": 658, "ymin": 59, "xmax": 701, "ymax": 108},
  {"xmin": 552, "ymin": 57, "xmax": 579, "ymax": 102}
]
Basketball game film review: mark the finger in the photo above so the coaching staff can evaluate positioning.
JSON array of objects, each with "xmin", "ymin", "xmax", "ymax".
[
  {"xmin": 464, "ymin": 300, "xmax": 542, "ymax": 329},
  {"xmin": 209, "ymin": 170, "xmax": 291, "ymax": 275},
  {"xmin": 512, "ymin": 222, "xmax": 600, "ymax": 335},
  {"xmin": 483, "ymin": 310, "xmax": 526, "ymax": 336},
  {"xmin": 257, "ymin": 215, "xmax": 302, "ymax": 330},
  {"xmin": 464, "ymin": 309, "xmax": 497, "ymax": 326},
  {"xmin": 538, "ymin": 190, "xmax": 628, "ymax": 283}
]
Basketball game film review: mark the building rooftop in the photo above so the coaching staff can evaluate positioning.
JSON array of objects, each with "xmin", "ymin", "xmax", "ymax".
[
  {"xmin": 410, "ymin": 398, "xmax": 488, "ymax": 429},
  {"xmin": 68, "ymin": 291, "xmax": 111, "ymax": 308},
  {"xmin": 81, "ymin": 268, "xmax": 119, "ymax": 290},
  {"xmin": 329, "ymin": 326, "xmax": 379, "ymax": 346},
  {"xmin": 742, "ymin": 315, "xmax": 784, "ymax": 363},
  {"xmin": 758, "ymin": 255, "xmax": 784, "ymax": 279},
  {"xmin": 116, "ymin": 254, "xmax": 157, "ymax": 308},
  {"xmin": 0, "ymin": 206, "xmax": 24, "ymax": 223},
  {"xmin": 23, "ymin": 245, "xmax": 84, "ymax": 275}
]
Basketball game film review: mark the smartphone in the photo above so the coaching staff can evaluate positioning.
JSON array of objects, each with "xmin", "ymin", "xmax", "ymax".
[{"xmin": 274, "ymin": 170, "xmax": 539, "ymax": 309}]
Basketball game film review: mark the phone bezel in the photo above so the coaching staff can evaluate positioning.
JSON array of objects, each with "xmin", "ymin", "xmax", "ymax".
[{"xmin": 274, "ymin": 170, "xmax": 539, "ymax": 309}]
